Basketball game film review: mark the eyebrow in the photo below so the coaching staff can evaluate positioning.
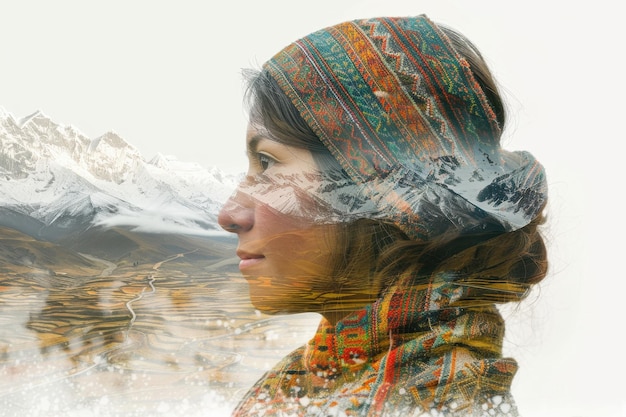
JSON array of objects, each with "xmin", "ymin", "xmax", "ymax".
[
  {"xmin": 247, "ymin": 135, "xmax": 260, "ymax": 153},
  {"xmin": 246, "ymin": 134, "xmax": 268, "ymax": 157}
]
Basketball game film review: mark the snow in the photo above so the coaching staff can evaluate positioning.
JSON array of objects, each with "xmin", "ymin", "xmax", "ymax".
[
  {"xmin": 17, "ymin": 110, "xmax": 45, "ymax": 127},
  {"xmin": 0, "ymin": 109, "xmax": 239, "ymax": 235}
]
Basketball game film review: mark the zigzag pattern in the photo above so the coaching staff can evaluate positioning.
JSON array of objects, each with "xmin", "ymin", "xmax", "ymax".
[
  {"xmin": 232, "ymin": 275, "xmax": 519, "ymax": 416},
  {"xmin": 265, "ymin": 14, "xmax": 547, "ymax": 239},
  {"xmin": 365, "ymin": 17, "xmax": 487, "ymax": 160}
]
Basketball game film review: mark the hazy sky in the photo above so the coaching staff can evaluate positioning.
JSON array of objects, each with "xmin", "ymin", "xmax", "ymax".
[
  {"xmin": 1, "ymin": 1, "xmax": 624, "ymax": 416},
  {"xmin": 0, "ymin": 0, "xmax": 600, "ymax": 174}
]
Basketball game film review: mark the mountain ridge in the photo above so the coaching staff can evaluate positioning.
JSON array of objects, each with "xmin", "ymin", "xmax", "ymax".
[{"xmin": 0, "ymin": 107, "xmax": 240, "ymax": 241}]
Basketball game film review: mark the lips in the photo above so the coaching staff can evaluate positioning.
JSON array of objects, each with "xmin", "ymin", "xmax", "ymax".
[{"xmin": 237, "ymin": 250, "xmax": 265, "ymax": 270}]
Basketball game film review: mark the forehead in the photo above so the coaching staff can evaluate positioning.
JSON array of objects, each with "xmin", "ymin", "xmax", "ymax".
[
  {"xmin": 245, "ymin": 123, "xmax": 269, "ymax": 154},
  {"xmin": 246, "ymin": 122, "xmax": 261, "ymax": 139},
  {"xmin": 246, "ymin": 122, "xmax": 269, "ymax": 145}
]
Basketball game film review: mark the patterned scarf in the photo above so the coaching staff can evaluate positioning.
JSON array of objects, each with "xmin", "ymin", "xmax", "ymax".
[
  {"xmin": 232, "ymin": 273, "xmax": 519, "ymax": 416},
  {"xmin": 264, "ymin": 15, "xmax": 547, "ymax": 241}
]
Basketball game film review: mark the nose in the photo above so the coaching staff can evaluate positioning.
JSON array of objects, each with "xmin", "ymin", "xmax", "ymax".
[{"xmin": 218, "ymin": 191, "xmax": 254, "ymax": 234}]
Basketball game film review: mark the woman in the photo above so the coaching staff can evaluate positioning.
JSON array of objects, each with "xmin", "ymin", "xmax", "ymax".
[{"xmin": 218, "ymin": 15, "xmax": 547, "ymax": 417}]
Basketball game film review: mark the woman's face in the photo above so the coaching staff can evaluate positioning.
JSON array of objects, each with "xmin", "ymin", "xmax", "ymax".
[{"xmin": 218, "ymin": 123, "xmax": 339, "ymax": 315}]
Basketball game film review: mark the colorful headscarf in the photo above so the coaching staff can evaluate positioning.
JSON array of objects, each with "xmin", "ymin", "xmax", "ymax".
[{"xmin": 264, "ymin": 15, "xmax": 547, "ymax": 241}]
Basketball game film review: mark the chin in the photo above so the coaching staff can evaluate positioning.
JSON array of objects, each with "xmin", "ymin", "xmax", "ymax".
[
  {"xmin": 249, "ymin": 301, "xmax": 286, "ymax": 315},
  {"xmin": 248, "ymin": 292, "xmax": 280, "ymax": 314},
  {"xmin": 248, "ymin": 294, "xmax": 307, "ymax": 316}
]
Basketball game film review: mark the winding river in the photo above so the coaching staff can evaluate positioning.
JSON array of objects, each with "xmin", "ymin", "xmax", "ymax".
[{"xmin": 0, "ymin": 248, "xmax": 320, "ymax": 417}]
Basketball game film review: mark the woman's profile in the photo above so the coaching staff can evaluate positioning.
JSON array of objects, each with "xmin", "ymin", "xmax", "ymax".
[{"xmin": 218, "ymin": 14, "xmax": 548, "ymax": 417}]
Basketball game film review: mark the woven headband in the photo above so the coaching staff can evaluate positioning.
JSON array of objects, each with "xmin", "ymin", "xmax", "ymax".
[{"xmin": 263, "ymin": 15, "xmax": 547, "ymax": 240}]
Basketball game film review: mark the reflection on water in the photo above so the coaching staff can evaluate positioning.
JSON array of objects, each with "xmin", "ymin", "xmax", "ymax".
[{"xmin": 0, "ymin": 247, "xmax": 320, "ymax": 417}]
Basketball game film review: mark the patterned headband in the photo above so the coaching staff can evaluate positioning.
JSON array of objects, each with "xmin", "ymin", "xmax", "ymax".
[{"xmin": 264, "ymin": 15, "xmax": 547, "ymax": 240}]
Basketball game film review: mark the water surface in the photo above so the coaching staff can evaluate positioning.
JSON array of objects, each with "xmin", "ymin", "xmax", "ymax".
[{"xmin": 0, "ymin": 233, "xmax": 320, "ymax": 417}]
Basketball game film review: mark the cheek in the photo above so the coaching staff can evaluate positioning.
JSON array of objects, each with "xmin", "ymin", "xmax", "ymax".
[
  {"xmin": 238, "ymin": 175, "xmax": 332, "ymax": 224},
  {"xmin": 256, "ymin": 207, "xmax": 338, "ymax": 270},
  {"xmin": 253, "ymin": 204, "xmax": 315, "ymax": 239}
]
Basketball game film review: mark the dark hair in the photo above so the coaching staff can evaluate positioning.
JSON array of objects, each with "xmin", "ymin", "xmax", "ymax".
[{"xmin": 242, "ymin": 26, "xmax": 548, "ymax": 303}]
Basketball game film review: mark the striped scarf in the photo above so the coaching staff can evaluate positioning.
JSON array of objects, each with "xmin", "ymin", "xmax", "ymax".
[{"xmin": 232, "ymin": 273, "xmax": 519, "ymax": 416}]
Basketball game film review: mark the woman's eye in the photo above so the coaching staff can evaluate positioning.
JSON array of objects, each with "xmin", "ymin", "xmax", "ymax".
[{"xmin": 258, "ymin": 153, "xmax": 276, "ymax": 171}]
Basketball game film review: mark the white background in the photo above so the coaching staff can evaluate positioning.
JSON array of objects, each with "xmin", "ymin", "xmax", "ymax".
[{"xmin": 1, "ymin": 1, "xmax": 624, "ymax": 416}]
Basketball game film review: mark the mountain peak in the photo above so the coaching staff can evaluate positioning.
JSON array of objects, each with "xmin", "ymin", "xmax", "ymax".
[
  {"xmin": 149, "ymin": 152, "xmax": 168, "ymax": 167},
  {"xmin": 0, "ymin": 106, "xmax": 238, "ymax": 237},
  {"xmin": 0, "ymin": 106, "xmax": 16, "ymax": 121},
  {"xmin": 17, "ymin": 110, "xmax": 50, "ymax": 128},
  {"xmin": 90, "ymin": 131, "xmax": 137, "ymax": 154}
]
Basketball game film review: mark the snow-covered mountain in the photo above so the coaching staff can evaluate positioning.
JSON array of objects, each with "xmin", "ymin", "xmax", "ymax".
[{"xmin": 0, "ymin": 107, "xmax": 240, "ymax": 239}]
